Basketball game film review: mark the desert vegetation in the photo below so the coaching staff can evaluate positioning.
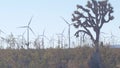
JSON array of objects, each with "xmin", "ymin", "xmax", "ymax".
[
  {"xmin": 0, "ymin": 0, "xmax": 120, "ymax": 68},
  {"xmin": 0, "ymin": 46, "xmax": 119, "ymax": 68}
]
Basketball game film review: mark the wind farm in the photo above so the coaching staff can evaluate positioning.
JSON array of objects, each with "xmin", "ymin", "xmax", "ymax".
[{"xmin": 0, "ymin": 0, "xmax": 120, "ymax": 68}]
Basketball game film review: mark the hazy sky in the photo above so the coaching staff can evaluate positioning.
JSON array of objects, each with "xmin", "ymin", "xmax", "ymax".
[{"xmin": 0, "ymin": 0, "xmax": 120, "ymax": 45}]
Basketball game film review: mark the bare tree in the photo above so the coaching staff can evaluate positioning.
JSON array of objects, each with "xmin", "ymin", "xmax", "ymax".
[
  {"xmin": 33, "ymin": 36, "xmax": 41, "ymax": 49},
  {"xmin": 6, "ymin": 33, "xmax": 16, "ymax": 49},
  {"xmin": 39, "ymin": 29, "xmax": 46, "ymax": 49},
  {"xmin": 72, "ymin": 0, "xmax": 114, "ymax": 68},
  {"xmin": 72, "ymin": 0, "xmax": 114, "ymax": 51},
  {"xmin": 49, "ymin": 35, "xmax": 55, "ymax": 48},
  {"xmin": 16, "ymin": 33, "xmax": 26, "ymax": 49}
]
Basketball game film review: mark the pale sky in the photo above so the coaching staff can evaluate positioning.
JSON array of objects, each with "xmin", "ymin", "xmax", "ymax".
[{"xmin": 0, "ymin": 0, "xmax": 120, "ymax": 46}]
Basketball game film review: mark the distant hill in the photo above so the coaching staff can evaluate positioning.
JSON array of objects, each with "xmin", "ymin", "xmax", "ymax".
[{"xmin": 110, "ymin": 44, "xmax": 120, "ymax": 48}]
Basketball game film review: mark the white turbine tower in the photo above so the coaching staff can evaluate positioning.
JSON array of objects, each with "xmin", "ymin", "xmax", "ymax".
[
  {"xmin": 61, "ymin": 17, "xmax": 73, "ymax": 48},
  {"xmin": 18, "ymin": 16, "xmax": 35, "ymax": 49}
]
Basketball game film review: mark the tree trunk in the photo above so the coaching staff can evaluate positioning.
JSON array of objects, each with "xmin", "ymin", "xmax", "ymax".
[
  {"xmin": 95, "ymin": 29, "xmax": 100, "ymax": 52},
  {"xmin": 89, "ymin": 29, "xmax": 104, "ymax": 68}
]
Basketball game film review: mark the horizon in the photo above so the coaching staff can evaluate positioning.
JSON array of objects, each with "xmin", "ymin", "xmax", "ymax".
[{"xmin": 0, "ymin": 0, "xmax": 120, "ymax": 48}]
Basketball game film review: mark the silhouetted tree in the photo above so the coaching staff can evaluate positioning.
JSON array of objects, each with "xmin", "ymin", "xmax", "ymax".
[
  {"xmin": 6, "ymin": 33, "xmax": 16, "ymax": 49},
  {"xmin": 72, "ymin": 0, "xmax": 113, "ymax": 50},
  {"xmin": 72, "ymin": 0, "xmax": 114, "ymax": 68},
  {"xmin": 33, "ymin": 36, "xmax": 41, "ymax": 49}
]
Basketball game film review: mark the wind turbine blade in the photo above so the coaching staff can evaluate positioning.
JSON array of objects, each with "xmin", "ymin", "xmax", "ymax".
[
  {"xmin": 0, "ymin": 37, "xmax": 5, "ymax": 40},
  {"xmin": 60, "ymin": 16, "xmax": 69, "ymax": 25},
  {"xmin": 28, "ymin": 16, "xmax": 33, "ymax": 26},
  {"xmin": 101, "ymin": 32, "xmax": 107, "ymax": 35},
  {"xmin": 111, "ymin": 32, "xmax": 113, "ymax": 37},
  {"xmin": 22, "ymin": 30, "xmax": 26, "ymax": 36},
  {"xmin": 18, "ymin": 26, "xmax": 28, "ymax": 28},
  {"xmin": 0, "ymin": 29, "xmax": 5, "ymax": 34},
  {"xmin": 29, "ymin": 27, "xmax": 35, "ymax": 36},
  {"xmin": 62, "ymin": 28, "xmax": 65, "ymax": 34},
  {"xmin": 39, "ymin": 35, "xmax": 49, "ymax": 41},
  {"xmin": 43, "ymin": 28, "xmax": 45, "ymax": 35}
]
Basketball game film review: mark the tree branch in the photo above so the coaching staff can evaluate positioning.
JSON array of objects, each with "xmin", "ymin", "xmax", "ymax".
[{"xmin": 75, "ymin": 29, "xmax": 95, "ymax": 42}]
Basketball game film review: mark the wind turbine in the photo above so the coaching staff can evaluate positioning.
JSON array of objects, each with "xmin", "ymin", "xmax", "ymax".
[
  {"xmin": 110, "ymin": 32, "xmax": 117, "ymax": 45},
  {"xmin": 39, "ymin": 29, "xmax": 48, "ymax": 49},
  {"xmin": 0, "ymin": 29, "xmax": 6, "ymax": 40},
  {"xmin": 49, "ymin": 35, "xmax": 55, "ymax": 48},
  {"xmin": 100, "ymin": 32, "xmax": 109, "ymax": 44},
  {"xmin": 56, "ymin": 28, "xmax": 65, "ymax": 48},
  {"xmin": 0, "ymin": 29, "xmax": 5, "ymax": 48},
  {"xmin": 18, "ymin": 16, "xmax": 35, "ymax": 49},
  {"xmin": 42, "ymin": 29, "xmax": 45, "ymax": 49},
  {"xmin": 61, "ymin": 17, "xmax": 73, "ymax": 48}
]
